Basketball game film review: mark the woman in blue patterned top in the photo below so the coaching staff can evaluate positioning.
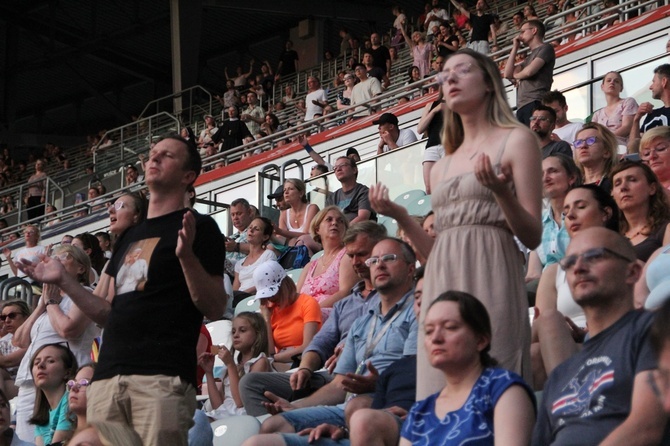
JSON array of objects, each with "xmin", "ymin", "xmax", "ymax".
[{"xmin": 400, "ymin": 291, "xmax": 535, "ymax": 446}]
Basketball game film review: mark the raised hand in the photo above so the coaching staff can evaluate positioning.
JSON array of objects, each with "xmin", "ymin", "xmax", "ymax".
[
  {"xmin": 176, "ymin": 210, "xmax": 196, "ymax": 259},
  {"xmin": 474, "ymin": 153, "xmax": 511, "ymax": 194},
  {"xmin": 198, "ymin": 352, "xmax": 215, "ymax": 374},
  {"xmin": 369, "ymin": 183, "xmax": 405, "ymax": 219}
]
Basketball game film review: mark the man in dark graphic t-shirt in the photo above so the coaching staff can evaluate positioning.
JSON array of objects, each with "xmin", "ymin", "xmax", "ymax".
[{"xmin": 326, "ymin": 156, "xmax": 376, "ymax": 223}]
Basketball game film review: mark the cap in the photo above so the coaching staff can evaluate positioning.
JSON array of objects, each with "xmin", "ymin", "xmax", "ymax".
[
  {"xmin": 372, "ymin": 113, "xmax": 399, "ymax": 126},
  {"xmin": 267, "ymin": 185, "xmax": 284, "ymax": 200},
  {"xmin": 253, "ymin": 261, "xmax": 287, "ymax": 300},
  {"xmin": 346, "ymin": 147, "xmax": 360, "ymax": 157}
]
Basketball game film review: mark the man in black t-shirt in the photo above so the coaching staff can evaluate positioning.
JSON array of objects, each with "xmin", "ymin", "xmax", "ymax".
[
  {"xmin": 450, "ymin": 0, "xmax": 496, "ymax": 54},
  {"xmin": 277, "ymin": 40, "xmax": 299, "ymax": 78},
  {"xmin": 326, "ymin": 156, "xmax": 376, "ymax": 223},
  {"xmin": 19, "ymin": 136, "xmax": 227, "ymax": 446},
  {"xmin": 630, "ymin": 64, "xmax": 670, "ymax": 150}
]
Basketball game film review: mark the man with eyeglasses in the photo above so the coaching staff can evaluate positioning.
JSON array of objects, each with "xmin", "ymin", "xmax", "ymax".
[
  {"xmin": 239, "ymin": 222, "xmax": 387, "ymax": 416},
  {"xmin": 246, "ymin": 238, "xmax": 417, "ymax": 444},
  {"xmin": 504, "ymin": 20, "xmax": 555, "ymax": 126},
  {"xmin": 530, "ymin": 105, "xmax": 572, "ymax": 159},
  {"xmin": 326, "ymin": 157, "xmax": 376, "ymax": 223},
  {"xmin": 533, "ymin": 227, "xmax": 668, "ymax": 445},
  {"xmin": 351, "ymin": 63, "xmax": 382, "ymax": 118}
]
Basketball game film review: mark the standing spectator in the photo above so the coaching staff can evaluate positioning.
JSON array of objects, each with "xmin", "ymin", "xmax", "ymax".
[
  {"xmin": 362, "ymin": 51, "xmax": 385, "ymax": 85},
  {"xmin": 505, "ymin": 20, "xmax": 556, "ymax": 126},
  {"xmin": 215, "ymin": 106, "xmax": 252, "ymax": 152},
  {"xmin": 592, "ymin": 71, "xmax": 639, "ymax": 147},
  {"xmin": 391, "ymin": 6, "xmax": 407, "ymax": 48},
  {"xmin": 215, "ymin": 80, "xmax": 239, "ymax": 109},
  {"xmin": 25, "ymin": 159, "xmax": 48, "ymax": 221},
  {"xmin": 241, "ymin": 92, "xmax": 265, "ymax": 136},
  {"xmin": 630, "ymin": 64, "xmax": 670, "ymax": 147},
  {"xmin": 370, "ymin": 49, "xmax": 542, "ymax": 398},
  {"xmin": 417, "ymin": 91, "xmax": 445, "ymax": 194},
  {"xmin": 424, "ymin": 0, "xmax": 450, "ymax": 38},
  {"xmin": 350, "ymin": 64, "xmax": 383, "ymax": 118},
  {"xmin": 18, "ymin": 136, "xmax": 226, "ymax": 446},
  {"xmin": 2, "ymin": 225, "xmax": 46, "ymax": 285},
  {"xmin": 276, "ymin": 41, "xmax": 299, "ymax": 79},
  {"xmin": 450, "ymin": 0, "xmax": 497, "ymax": 54},
  {"xmin": 226, "ymin": 62, "xmax": 255, "ymax": 89},
  {"xmin": 282, "ymin": 84, "xmax": 296, "ymax": 106},
  {"xmin": 530, "ymin": 105, "xmax": 573, "ymax": 158},
  {"xmin": 374, "ymin": 113, "xmax": 418, "ymax": 155},
  {"xmin": 369, "ymin": 33, "xmax": 391, "ymax": 88},
  {"xmin": 542, "ymin": 90, "xmax": 584, "ymax": 146},
  {"xmin": 304, "ymin": 76, "xmax": 328, "ymax": 122},
  {"xmin": 400, "ymin": 28, "xmax": 433, "ymax": 79},
  {"xmin": 198, "ymin": 116, "xmax": 219, "ymax": 149},
  {"xmin": 336, "ymin": 72, "xmax": 356, "ymax": 112},
  {"xmin": 434, "ymin": 24, "xmax": 460, "ymax": 58},
  {"xmin": 338, "ymin": 28, "xmax": 352, "ymax": 56}
]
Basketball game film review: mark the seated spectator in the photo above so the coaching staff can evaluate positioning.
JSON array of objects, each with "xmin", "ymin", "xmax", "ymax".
[
  {"xmin": 326, "ymin": 157, "xmax": 376, "ymax": 223},
  {"xmin": 2, "ymin": 225, "xmax": 47, "ymax": 285},
  {"xmin": 72, "ymin": 233, "xmax": 107, "ymax": 281},
  {"xmin": 0, "ymin": 300, "xmax": 29, "ymax": 399},
  {"xmin": 239, "ymin": 221, "xmax": 387, "ymax": 415},
  {"xmin": 374, "ymin": 113, "xmax": 419, "ymax": 155},
  {"xmin": 68, "ymin": 363, "xmax": 95, "ymax": 434},
  {"xmin": 542, "ymin": 90, "xmax": 584, "ymax": 147},
  {"xmin": 523, "ymin": 4, "xmax": 539, "ymax": 20},
  {"xmin": 87, "ymin": 187, "xmax": 105, "ymax": 212},
  {"xmin": 532, "ymin": 185, "xmax": 619, "ymax": 389},
  {"xmin": 574, "ymin": 123, "xmax": 619, "ymax": 193},
  {"xmin": 630, "ymin": 65, "xmax": 670, "ymax": 150},
  {"xmin": 198, "ymin": 312, "xmax": 271, "ymax": 419},
  {"xmin": 68, "ymin": 421, "xmax": 142, "ymax": 446},
  {"xmin": 406, "ymin": 66, "xmax": 422, "ymax": 87},
  {"xmin": 225, "ymin": 198, "xmax": 255, "ymax": 273},
  {"xmin": 401, "ymin": 291, "xmax": 535, "ymax": 445},
  {"xmin": 296, "ymin": 206, "xmax": 358, "ymax": 320},
  {"xmin": 0, "ymin": 389, "xmax": 28, "ymax": 445},
  {"xmin": 350, "ymin": 63, "xmax": 382, "ymax": 118},
  {"xmin": 592, "ymin": 71, "xmax": 639, "ymax": 148},
  {"xmin": 125, "ymin": 164, "xmax": 143, "ymax": 186},
  {"xmin": 544, "ymin": 3, "xmax": 565, "ymax": 31},
  {"xmin": 640, "ymin": 126, "xmax": 670, "ymax": 191},
  {"xmin": 610, "ymin": 160, "xmax": 670, "ymax": 262},
  {"xmin": 304, "ymin": 77, "xmax": 328, "ymax": 122},
  {"xmin": 96, "ymin": 232, "xmax": 112, "ymax": 259},
  {"xmin": 274, "ymin": 179, "xmax": 321, "ymax": 253},
  {"xmin": 43, "ymin": 203, "xmax": 61, "ymax": 227},
  {"xmin": 261, "ymin": 113, "xmax": 283, "ymax": 136},
  {"xmin": 254, "ymin": 262, "xmax": 322, "ymax": 372},
  {"xmin": 533, "ymin": 228, "xmax": 668, "ymax": 445},
  {"xmin": 243, "ymin": 238, "xmax": 417, "ymax": 442},
  {"xmin": 233, "ymin": 217, "xmax": 277, "ymax": 305},
  {"xmin": 530, "ymin": 106, "xmax": 573, "ymax": 159},
  {"xmin": 30, "ymin": 343, "xmax": 78, "ymax": 446}
]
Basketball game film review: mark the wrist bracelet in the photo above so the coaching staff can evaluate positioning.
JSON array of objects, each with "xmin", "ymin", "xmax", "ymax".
[
  {"xmin": 304, "ymin": 144, "xmax": 314, "ymax": 153},
  {"xmin": 298, "ymin": 367, "xmax": 313, "ymax": 376}
]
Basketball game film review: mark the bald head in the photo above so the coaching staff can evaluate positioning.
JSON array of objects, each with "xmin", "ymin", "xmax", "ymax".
[{"xmin": 568, "ymin": 227, "xmax": 636, "ymax": 261}]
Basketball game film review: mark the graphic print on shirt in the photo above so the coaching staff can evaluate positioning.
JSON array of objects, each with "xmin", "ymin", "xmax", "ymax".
[
  {"xmin": 551, "ymin": 356, "xmax": 615, "ymax": 419},
  {"xmin": 115, "ymin": 238, "xmax": 159, "ymax": 295}
]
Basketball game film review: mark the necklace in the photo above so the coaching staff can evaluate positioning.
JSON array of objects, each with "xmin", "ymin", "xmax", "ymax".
[
  {"xmin": 625, "ymin": 225, "xmax": 648, "ymax": 240},
  {"xmin": 319, "ymin": 250, "xmax": 339, "ymax": 270}
]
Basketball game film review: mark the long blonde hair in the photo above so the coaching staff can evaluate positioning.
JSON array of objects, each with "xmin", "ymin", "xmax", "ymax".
[{"xmin": 441, "ymin": 49, "xmax": 524, "ymax": 154}]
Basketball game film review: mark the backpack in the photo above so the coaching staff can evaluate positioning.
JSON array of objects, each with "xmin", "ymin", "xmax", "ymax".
[{"xmin": 277, "ymin": 245, "xmax": 310, "ymax": 270}]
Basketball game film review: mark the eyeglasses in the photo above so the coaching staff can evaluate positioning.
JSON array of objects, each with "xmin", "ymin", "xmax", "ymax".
[
  {"xmin": 0, "ymin": 312, "xmax": 20, "ymax": 321},
  {"xmin": 437, "ymin": 63, "xmax": 474, "ymax": 84},
  {"xmin": 573, "ymin": 136, "xmax": 598, "ymax": 149},
  {"xmin": 112, "ymin": 201, "xmax": 127, "ymax": 211},
  {"xmin": 51, "ymin": 253, "xmax": 71, "ymax": 262},
  {"xmin": 365, "ymin": 254, "xmax": 400, "ymax": 267},
  {"xmin": 529, "ymin": 116, "xmax": 551, "ymax": 122},
  {"xmin": 641, "ymin": 143, "xmax": 669, "ymax": 159},
  {"xmin": 66, "ymin": 379, "xmax": 91, "ymax": 392},
  {"xmin": 334, "ymin": 163, "xmax": 350, "ymax": 171},
  {"xmin": 558, "ymin": 247, "xmax": 632, "ymax": 271}
]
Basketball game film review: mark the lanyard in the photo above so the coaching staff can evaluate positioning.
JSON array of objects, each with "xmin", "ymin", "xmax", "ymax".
[{"xmin": 362, "ymin": 294, "xmax": 410, "ymax": 360}]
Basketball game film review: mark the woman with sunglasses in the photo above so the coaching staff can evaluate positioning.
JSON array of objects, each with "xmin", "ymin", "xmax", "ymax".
[
  {"xmin": 12, "ymin": 245, "xmax": 100, "ymax": 442},
  {"xmin": 611, "ymin": 160, "xmax": 670, "ymax": 262},
  {"xmin": 573, "ymin": 122, "xmax": 619, "ymax": 194},
  {"xmin": 532, "ymin": 184, "xmax": 619, "ymax": 389},
  {"xmin": 640, "ymin": 126, "xmax": 670, "ymax": 191},
  {"xmin": 0, "ymin": 301, "xmax": 30, "ymax": 400},
  {"xmin": 371, "ymin": 49, "xmax": 542, "ymax": 398},
  {"xmin": 68, "ymin": 363, "xmax": 95, "ymax": 435}
]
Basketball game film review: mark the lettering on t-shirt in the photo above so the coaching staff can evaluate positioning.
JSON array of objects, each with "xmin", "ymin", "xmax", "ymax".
[
  {"xmin": 115, "ymin": 238, "xmax": 159, "ymax": 295},
  {"xmin": 551, "ymin": 356, "xmax": 615, "ymax": 420}
]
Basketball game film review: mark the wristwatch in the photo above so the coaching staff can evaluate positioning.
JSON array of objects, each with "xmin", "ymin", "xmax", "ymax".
[{"xmin": 45, "ymin": 299, "xmax": 59, "ymax": 307}]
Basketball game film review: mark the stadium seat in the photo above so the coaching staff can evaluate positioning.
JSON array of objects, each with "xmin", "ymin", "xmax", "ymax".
[
  {"xmin": 392, "ymin": 189, "xmax": 426, "ymax": 208},
  {"xmin": 206, "ymin": 320, "xmax": 233, "ymax": 349},
  {"xmin": 234, "ymin": 295, "xmax": 260, "ymax": 316},
  {"xmin": 286, "ymin": 268, "xmax": 303, "ymax": 284},
  {"xmin": 311, "ymin": 250, "xmax": 324, "ymax": 260},
  {"xmin": 406, "ymin": 195, "xmax": 432, "ymax": 217},
  {"xmin": 211, "ymin": 415, "xmax": 261, "ymax": 446},
  {"xmin": 379, "ymin": 216, "xmax": 399, "ymax": 237}
]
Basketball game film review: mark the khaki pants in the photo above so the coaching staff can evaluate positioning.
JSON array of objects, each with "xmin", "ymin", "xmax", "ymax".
[{"xmin": 87, "ymin": 374, "xmax": 196, "ymax": 446}]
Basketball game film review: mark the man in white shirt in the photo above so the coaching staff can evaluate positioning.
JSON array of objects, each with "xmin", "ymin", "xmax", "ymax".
[
  {"xmin": 542, "ymin": 90, "xmax": 583, "ymax": 147},
  {"xmin": 351, "ymin": 63, "xmax": 382, "ymax": 118},
  {"xmin": 304, "ymin": 76, "xmax": 328, "ymax": 122},
  {"xmin": 374, "ymin": 113, "xmax": 418, "ymax": 154},
  {"xmin": 425, "ymin": 0, "xmax": 449, "ymax": 38}
]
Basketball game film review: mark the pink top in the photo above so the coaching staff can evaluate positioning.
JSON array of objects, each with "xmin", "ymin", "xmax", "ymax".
[
  {"xmin": 591, "ymin": 97, "xmax": 638, "ymax": 146},
  {"xmin": 412, "ymin": 43, "xmax": 433, "ymax": 79},
  {"xmin": 300, "ymin": 247, "xmax": 347, "ymax": 321}
]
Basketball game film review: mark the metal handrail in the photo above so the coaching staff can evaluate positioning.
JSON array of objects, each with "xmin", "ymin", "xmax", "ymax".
[{"xmin": 138, "ymin": 85, "xmax": 213, "ymax": 121}]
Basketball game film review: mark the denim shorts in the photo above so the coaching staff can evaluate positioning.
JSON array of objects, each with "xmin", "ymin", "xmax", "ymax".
[
  {"xmin": 281, "ymin": 433, "xmax": 348, "ymax": 446},
  {"xmin": 280, "ymin": 405, "xmax": 346, "ymax": 432}
]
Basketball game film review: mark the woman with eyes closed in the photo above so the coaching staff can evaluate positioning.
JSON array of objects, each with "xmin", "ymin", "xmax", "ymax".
[
  {"xmin": 591, "ymin": 71, "xmax": 639, "ymax": 147},
  {"xmin": 610, "ymin": 160, "xmax": 670, "ymax": 262},
  {"xmin": 531, "ymin": 184, "xmax": 619, "ymax": 389},
  {"xmin": 370, "ymin": 48, "xmax": 542, "ymax": 398},
  {"xmin": 273, "ymin": 179, "xmax": 321, "ymax": 254},
  {"xmin": 640, "ymin": 126, "xmax": 670, "ymax": 192},
  {"xmin": 573, "ymin": 122, "xmax": 619, "ymax": 194}
]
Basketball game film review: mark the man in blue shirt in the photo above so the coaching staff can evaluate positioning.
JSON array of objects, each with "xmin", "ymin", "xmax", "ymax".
[
  {"xmin": 239, "ymin": 222, "xmax": 387, "ymax": 415},
  {"xmin": 247, "ymin": 238, "xmax": 418, "ymax": 443}
]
